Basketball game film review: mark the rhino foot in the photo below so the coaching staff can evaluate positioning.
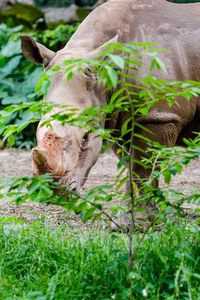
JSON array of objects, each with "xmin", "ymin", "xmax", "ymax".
[{"xmin": 108, "ymin": 206, "xmax": 159, "ymax": 233}]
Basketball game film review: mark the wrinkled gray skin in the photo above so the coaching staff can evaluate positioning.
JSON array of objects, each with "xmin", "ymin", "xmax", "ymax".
[{"xmin": 21, "ymin": 0, "xmax": 200, "ymax": 191}]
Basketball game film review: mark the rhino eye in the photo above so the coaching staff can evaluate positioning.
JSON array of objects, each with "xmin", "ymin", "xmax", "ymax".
[
  {"xmin": 85, "ymin": 67, "xmax": 96, "ymax": 81},
  {"xmin": 85, "ymin": 67, "xmax": 92, "ymax": 77},
  {"xmin": 82, "ymin": 132, "xmax": 89, "ymax": 142},
  {"xmin": 81, "ymin": 132, "xmax": 89, "ymax": 149}
]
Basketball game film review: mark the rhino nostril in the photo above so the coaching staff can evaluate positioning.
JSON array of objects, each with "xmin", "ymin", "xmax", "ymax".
[
  {"xmin": 69, "ymin": 180, "xmax": 77, "ymax": 191},
  {"xmin": 59, "ymin": 176, "xmax": 78, "ymax": 191}
]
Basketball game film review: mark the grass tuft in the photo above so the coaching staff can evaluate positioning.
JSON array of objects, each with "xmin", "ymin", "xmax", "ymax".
[{"xmin": 0, "ymin": 222, "xmax": 199, "ymax": 299}]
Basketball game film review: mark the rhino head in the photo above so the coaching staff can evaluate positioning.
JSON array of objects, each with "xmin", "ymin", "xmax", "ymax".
[
  {"xmin": 31, "ymin": 123, "xmax": 98, "ymax": 190},
  {"xmin": 20, "ymin": 35, "xmax": 117, "ymax": 190}
]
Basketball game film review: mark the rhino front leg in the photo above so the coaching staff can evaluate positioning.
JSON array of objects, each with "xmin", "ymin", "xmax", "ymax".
[
  {"xmin": 131, "ymin": 121, "xmax": 181, "ymax": 224},
  {"xmin": 112, "ymin": 121, "xmax": 181, "ymax": 231}
]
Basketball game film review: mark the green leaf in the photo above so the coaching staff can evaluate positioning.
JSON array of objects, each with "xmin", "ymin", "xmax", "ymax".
[
  {"xmin": 105, "ymin": 66, "xmax": 118, "ymax": 87},
  {"xmin": 108, "ymin": 54, "xmax": 125, "ymax": 69},
  {"xmin": 82, "ymin": 208, "xmax": 96, "ymax": 222},
  {"xmin": 163, "ymin": 170, "xmax": 171, "ymax": 184},
  {"xmin": 1, "ymin": 40, "xmax": 21, "ymax": 57},
  {"xmin": 67, "ymin": 198, "xmax": 78, "ymax": 209},
  {"xmin": 76, "ymin": 201, "xmax": 89, "ymax": 213},
  {"xmin": 2, "ymin": 95, "xmax": 27, "ymax": 105},
  {"xmin": 150, "ymin": 56, "xmax": 167, "ymax": 73},
  {"xmin": 117, "ymin": 156, "xmax": 130, "ymax": 169},
  {"xmin": 0, "ymin": 55, "xmax": 21, "ymax": 78}
]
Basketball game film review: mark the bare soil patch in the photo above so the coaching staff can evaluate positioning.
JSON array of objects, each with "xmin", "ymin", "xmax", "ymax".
[
  {"xmin": 0, "ymin": 150, "xmax": 118, "ymax": 228},
  {"xmin": 0, "ymin": 149, "xmax": 199, "ymax": 227}
]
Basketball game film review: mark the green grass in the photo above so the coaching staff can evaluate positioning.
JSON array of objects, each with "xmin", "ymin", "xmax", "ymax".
[{"xmin": 0, "ymin": 222, "xmax": 199, "ymax": 299}]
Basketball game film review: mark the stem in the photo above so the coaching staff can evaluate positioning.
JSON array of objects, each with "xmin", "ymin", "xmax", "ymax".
[
  {"xmin": 122, "ymin": 75, "xmax": 136, "ymax": 271},
  {"xmin": 128, "ymin": 125, "xmax": 135, "ymax": 271},
  {"xmin": 87, "ymin": 200, "xmax": 125, "ymax": 232}
]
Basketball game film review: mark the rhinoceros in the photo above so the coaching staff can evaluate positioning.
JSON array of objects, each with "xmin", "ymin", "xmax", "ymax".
[{"xmin": 21, "ymin": 0, "xmax": 200, "ymax": 191}]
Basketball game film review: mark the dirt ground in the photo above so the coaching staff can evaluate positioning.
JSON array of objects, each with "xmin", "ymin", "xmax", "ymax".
[{"xmin": 0, "ymin": 149, "xmax": 199, "ymax": 227}]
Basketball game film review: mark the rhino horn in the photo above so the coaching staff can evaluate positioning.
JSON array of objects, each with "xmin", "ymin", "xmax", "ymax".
[{"xmin": 32, "ymin": 147, "xmax": 50, "ymax": 174}]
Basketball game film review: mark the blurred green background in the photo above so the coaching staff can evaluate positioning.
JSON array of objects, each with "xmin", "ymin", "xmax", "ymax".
[{"xmin": 0, "ymin": 0, "xmax": 199, "ymax": 149}]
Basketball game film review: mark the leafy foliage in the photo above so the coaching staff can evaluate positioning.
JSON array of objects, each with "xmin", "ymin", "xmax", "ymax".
[
  {"xmin": 0, "ymin": 24, "xmax": 42, "ymax": 148},
  {"xmin": 42, "ymin": 23, "xmax": 78, "ymax": 50},
  {"xmin": 0, "ymin": 3, "xmax": 45, "ymax": 29},
  {"xmin": 0, "ymin": 23, "xmax": 78, "ymax": 148}
]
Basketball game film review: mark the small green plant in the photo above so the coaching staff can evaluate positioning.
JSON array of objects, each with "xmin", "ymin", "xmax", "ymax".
[{"xmin": 0, "ymin": 38, "xmax": 200, "ymax": 299}]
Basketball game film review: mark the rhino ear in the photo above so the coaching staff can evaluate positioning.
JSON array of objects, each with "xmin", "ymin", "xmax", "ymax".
[{"xmin": 20, "ymin": 35, "xmax": 55, "ymax": 67}]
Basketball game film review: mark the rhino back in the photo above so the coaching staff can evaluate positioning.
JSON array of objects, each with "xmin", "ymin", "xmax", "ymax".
[
  {"xmin": 62, "ymin": 0, "xmax": 200, "ymax": 81},
  {"xmin": 63, "ymin": 0, "xmax": 200, "ymax": 55},
  {"xmin": 61, "ymin": 0, "xmax": 200, "ymax": 130}
]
